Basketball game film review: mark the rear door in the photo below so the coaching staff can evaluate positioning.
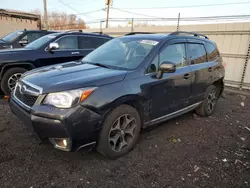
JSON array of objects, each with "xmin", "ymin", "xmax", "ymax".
[
  {"xmin": 187, "ymin": 39, "xmax": 216, "ymax": 103},
  {"xmin": 78, "ymin": 36, "xmax": 111, "ymax": 57}
]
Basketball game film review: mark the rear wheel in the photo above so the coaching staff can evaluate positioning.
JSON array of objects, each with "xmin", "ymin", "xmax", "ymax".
[
  {"xmin": 196, "ymin": 85, "xmax": 219, "ymax": 117},
  {"xmin": 97, "ymin": 105, "xmax": 141, "ymax": 158},
  {"xmin": 1, "ymin": 67, "xmax": 27, "ymax": 95}
]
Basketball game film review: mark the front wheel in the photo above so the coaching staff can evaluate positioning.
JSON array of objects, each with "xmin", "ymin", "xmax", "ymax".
[
  {"xmin": 97, "ymin": 105, "xmax": 141, "ymax": 158},
  {"xmin": 1, "ymin": 67, "xmax": 27, "ymax": 95},
  {"xmin": 196, "ymin": 85, "xmax": 219, "ymax": 117}
]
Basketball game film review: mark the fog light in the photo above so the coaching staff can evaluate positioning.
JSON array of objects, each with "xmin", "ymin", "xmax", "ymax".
[{"xmin": 49, "ymin": 138, "xmax": 72, "ymax": 151}]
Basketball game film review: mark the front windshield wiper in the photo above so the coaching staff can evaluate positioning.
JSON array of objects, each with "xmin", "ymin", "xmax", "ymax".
[{"xmin": 86, "ymin": 62, "xmax": 110, "ymax": 69}]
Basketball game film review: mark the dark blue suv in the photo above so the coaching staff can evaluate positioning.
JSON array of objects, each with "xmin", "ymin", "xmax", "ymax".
[
  {"xmin": 0, "ymin": 31, "xmax": 112, "ymax": 95},
  {"xmin": 9, "ymin": 31, "xmax": 225, "ymax": 158}
]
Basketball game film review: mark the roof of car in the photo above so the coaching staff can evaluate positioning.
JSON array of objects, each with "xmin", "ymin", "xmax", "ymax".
[
  {"xmin": 122, "ymin": 34, "xmax": 169, "ymax": 41},
  {"xmin": 122, "ymin": 32, "xmax": 212, "ymax": 43},
  {"xmin": 58, "ymin": 31, "xmax": 112, "ymax": 38}
]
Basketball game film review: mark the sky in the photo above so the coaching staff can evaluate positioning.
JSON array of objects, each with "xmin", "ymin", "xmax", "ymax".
[{"xmin": 1, "ymin": 0, "xmax": 250, "ymax": 27}]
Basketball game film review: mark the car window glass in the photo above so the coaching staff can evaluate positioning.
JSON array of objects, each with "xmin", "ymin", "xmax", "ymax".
[
  {"xmin": 2, "ymin": 31, "xmax": 23, "ymax": 42},
  {"xmin": 83, "ymin": 38, "xmax": 157, "ymax": 70},
  {"xmin": 79, "ymin": 36, "xmax": 110, "ymax": 49},
  {"xmin": 160, "ymin": 43, "xmax": 187, "ymax": 68},
  {"xmin": 188, "ymin": 43, "xmax": 207, "ymax": 64},
  {"xmin": 21, "ymin": 33, "xmax": 45, "ymax": 43},
  {"xmin": 147, "ymin": 54, "xmax": 159, "ymax": 73},
  {"xmin": 206, "ymin": 42, "xmax": 219, "ymax": 61},
  {"xmin": 56, "ymin": 36, "xmax": 78, "ymax": 49}
]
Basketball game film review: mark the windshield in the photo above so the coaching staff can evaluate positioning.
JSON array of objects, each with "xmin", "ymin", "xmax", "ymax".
[
  {"xmin": 25, "ymin": 33, "xmax": 58, "ymax": 49},
  {"xmin": 2, "ymin": 31, "xmax": 24, "ymax": 42},
  {"xmin": 83, "ymin": 38, "xmax": 159, "ymax": 70}
]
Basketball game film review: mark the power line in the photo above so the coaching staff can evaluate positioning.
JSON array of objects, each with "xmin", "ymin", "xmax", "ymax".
[
  {"xmin": 57, "ymin": 0, "xmax": 97, "ymax": 19},
  {"xmin": 58, "ymin": 0, "xmax": 81, "ymax": 13},
  {"xmin": 50, "ymin": 14, "xmax": 250, "ymax": 28},
  {"xmin": 111, "ymin": 8, "xmax": 163, "ymax": 18},
  {"xmin": 114, "ymin": 1, "xmax": 250, "ymax": 9}
]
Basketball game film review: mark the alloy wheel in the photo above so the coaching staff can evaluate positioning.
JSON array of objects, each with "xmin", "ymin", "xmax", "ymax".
[
  {"xmin": 206, "ymin": 90, "xmax": 217, "ymax": 113},
  {"xmin": 109, "ymin": 114, "xmax": 137, "ymax": 152},
  {"xmin": 7, "ymin": 73, "xmax": 22, "ymax": 91}
]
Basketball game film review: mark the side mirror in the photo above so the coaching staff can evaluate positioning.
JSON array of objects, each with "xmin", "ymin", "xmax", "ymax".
[
  {"xmin": 48, "ymin": 42, "xmax": 59, "ymax": 52},
  {"xmin": 156, "ymin": 61, "xmax": 176, "ymax": 79},
  {"xmin": 19, "ymin": 39, "xmax": 28, "ymax": 46}
]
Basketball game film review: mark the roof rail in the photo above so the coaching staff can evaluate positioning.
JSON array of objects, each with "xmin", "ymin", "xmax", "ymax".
[
  {"xmin": 170, "ymin": 31, "xmax": 209, "ymax": 39},
  {"xmin": 64, "ymin": 30, "xmax": 83, "ymax": 33},
  {"xmin": 125, "ymin": 32, "xmax": 155, "ymax": 36},
  {"xmin": 92, "ymin": 31, "xmax": 103, "ymax": 34}
]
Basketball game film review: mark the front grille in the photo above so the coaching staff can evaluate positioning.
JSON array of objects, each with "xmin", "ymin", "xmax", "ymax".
[{"xmin": 14, "ymin": 83, "xmax": 39, "ymax": 108}]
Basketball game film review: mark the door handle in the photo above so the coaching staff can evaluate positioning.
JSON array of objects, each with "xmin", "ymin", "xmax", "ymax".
[
  {"xmin": 208, "ymin": 67, "xmax": 213, "ymax": 72},
  {"xmin": 71, "ymin": 52, "xmax": 80, "ymax": 55},
  {"xmin": 184, "ymin": 73, "xmax": 190, "ymax": 79}
]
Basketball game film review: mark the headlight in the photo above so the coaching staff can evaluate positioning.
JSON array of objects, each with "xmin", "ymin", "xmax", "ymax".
[{"xmin": 43, "ymin": 88, "xmax": 96, "ymax": 108}]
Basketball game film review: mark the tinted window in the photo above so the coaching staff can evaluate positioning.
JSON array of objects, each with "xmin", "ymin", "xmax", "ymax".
[
  {"xmin": 160, "ymin": 43, "xmax": 187, "ymax": 68},
  {"xmin": 21, "ymin": 32, "xmax": 45, "ymax": 43},
  {"xmin": 79, "ymin": 36, "xmax": 110, "ymax": 49},
  {"xmin": 56, "ymin": 36, "xmax": 78, "ymax": 49},
  {"xmin": 206, "ymin": 42, "xmax": 219, "ymax": 61},
  {"xmin": 188, "ymin": 43, "xmax": 207, "ymax": 64}
]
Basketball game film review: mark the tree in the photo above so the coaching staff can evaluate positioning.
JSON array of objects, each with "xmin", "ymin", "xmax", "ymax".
[{"xmin": 31, "ymin": 9, "xmax": 87, "ymax": 30}]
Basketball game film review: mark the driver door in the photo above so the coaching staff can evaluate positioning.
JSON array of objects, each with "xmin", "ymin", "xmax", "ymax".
[
  {"xmin": 145, "ymin": 39, "xmax": 192, "ymax": 120},
  {"xmin": 37, "ymin": 35, "xmax": 83, "ymax": 67}
]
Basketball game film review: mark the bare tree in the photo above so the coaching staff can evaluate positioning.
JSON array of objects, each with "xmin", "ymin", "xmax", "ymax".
[{"xmin": 31, "ymin": 9, "xmax": 87, "ymax": 30}]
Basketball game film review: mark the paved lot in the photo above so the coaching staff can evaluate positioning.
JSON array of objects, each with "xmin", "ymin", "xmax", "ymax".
[{"xmin": 0, "ymin": 91, "xmax": 249, "ymax": 188}]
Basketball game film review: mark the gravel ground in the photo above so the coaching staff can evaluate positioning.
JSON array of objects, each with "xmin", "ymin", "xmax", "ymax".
[{"xmin": 0, "ymin": 91, "xmax": 250, "ymax": 188}]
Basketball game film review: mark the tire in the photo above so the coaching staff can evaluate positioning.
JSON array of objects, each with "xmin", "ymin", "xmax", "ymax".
[
  {"xmin": 196, "ymin": 85, "xmax": 219, "ymax": 117},
  {"xmin": 1, "ymin": 67, "xmax": 27, "ymax": 96},
  {"xmin": 97, "ymin": 105, "xmax": 141, "ymax": 159}
]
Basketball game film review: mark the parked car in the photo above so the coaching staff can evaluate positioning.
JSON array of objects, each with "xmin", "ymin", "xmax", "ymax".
[
  {"xmin": 0, "ymin": 31, "xmax": 113, "ymax": 95},
  {"xmin": 9, "ymin": 31, "xmax": 225, "ymax": 158},
  {"xmin": 0, "ymin": 29, "xmax": 55, "ymax": 50}
]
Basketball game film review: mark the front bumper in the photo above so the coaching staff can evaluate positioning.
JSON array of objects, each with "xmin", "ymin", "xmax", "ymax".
[{"xmin": 9, "ymin": 97, "xmax": 102, "ymax": 151}]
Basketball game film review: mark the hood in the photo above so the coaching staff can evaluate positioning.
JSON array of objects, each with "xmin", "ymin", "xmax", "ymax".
[
  {"xmin": 22, "ymin": 61, "xmax": 127, "ymax": 94},
  {"xmin": 0, "ymin": 48, "xmax": 34, "ymax": 62}
]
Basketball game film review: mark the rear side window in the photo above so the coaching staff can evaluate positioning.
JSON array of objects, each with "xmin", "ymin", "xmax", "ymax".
[
  {"xmin": 188, "ymin": 43, "xmax": 207, "ymax": 64},
  {"xmin": 79, "ymin": 36, "xmax": 110, "ymax": 49},
  {"xmin": 206, "ymin": 42, "xmax": 220, "ymax": 61}
]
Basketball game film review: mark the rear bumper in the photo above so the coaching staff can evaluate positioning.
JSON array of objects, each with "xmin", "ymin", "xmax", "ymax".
[{"xmin": 9, "ymin": 97, "xmax": 102, "ymax": 151}]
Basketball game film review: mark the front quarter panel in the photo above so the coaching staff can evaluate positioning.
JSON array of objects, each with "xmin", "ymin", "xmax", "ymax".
[{"xmin": 81, "ymin": 73, "xmax": 151, "ymax": 124}]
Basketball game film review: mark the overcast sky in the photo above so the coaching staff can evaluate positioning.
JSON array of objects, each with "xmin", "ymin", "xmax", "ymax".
[{"xmin": 1, "ymin": 0, "xmax": 250, "ymax": 27}]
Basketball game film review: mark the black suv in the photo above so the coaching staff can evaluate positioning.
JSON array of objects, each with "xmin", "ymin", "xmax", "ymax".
[
  {"xmin": 9, "ymin": 31, "xmax": 225, "ymax": 158},
  {"xmin": 0, "ymin": 31, "xmax": 112, "ymax": 95},
  {"xmin": 0, "ymin": 29, "xmax": 55, "ymax": 49}
]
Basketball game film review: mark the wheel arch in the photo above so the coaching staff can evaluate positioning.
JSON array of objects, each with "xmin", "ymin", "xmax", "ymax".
[
  {"xmin": 101, "ymin": 94, "xmax": 150, "ymax": 129},
  {"xmin": 212, "ymin": 77, "xmax": 224, "ymax": 97},
  {"xmin": 0, "ymin": 62, "xmax": 35, "ymax": 80}
]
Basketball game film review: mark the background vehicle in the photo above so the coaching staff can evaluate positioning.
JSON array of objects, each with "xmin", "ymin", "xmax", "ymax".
[
  {"xmin": 9, "ymin": 31, "xmax": 225, "ymax": 158},
  {"xmin": 0, "ymin": 29, "xmax": 55, "ymax": 50},
  {"xmin": 0, "ymin": 31, "xmax": 113, "ymax": 95}
]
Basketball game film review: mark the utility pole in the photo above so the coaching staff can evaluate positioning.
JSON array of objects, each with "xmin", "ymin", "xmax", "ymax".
[
  {"xmin": 105, "ymin": 0, "xmax": 111, "ymax": 28},
  {"xmin": 43, "ymin": 0, "xmax": 48, "ymax": 30}
]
